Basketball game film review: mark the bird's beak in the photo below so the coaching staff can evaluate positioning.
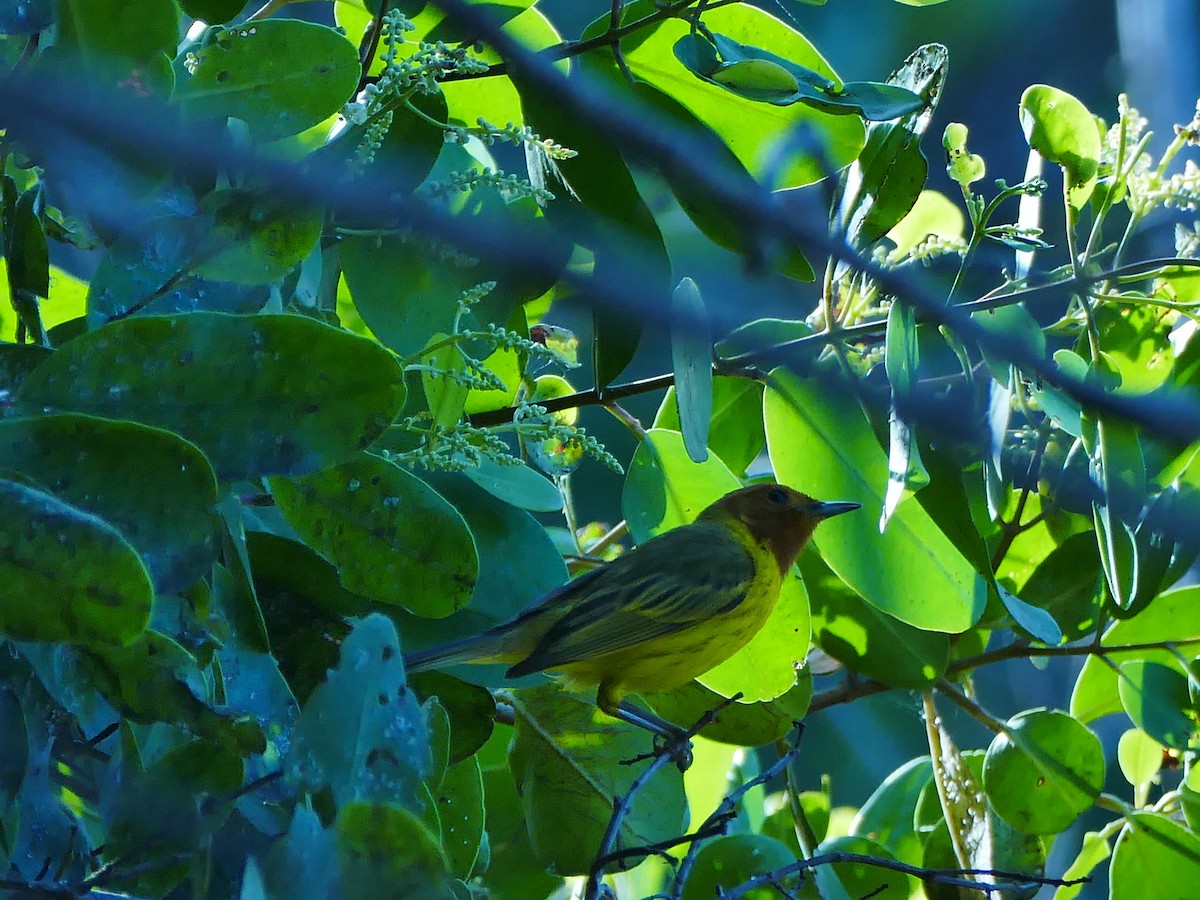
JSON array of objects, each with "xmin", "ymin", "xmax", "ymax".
[{"xmin": 809, "ymin": 500, "xmax": 861, "ymax": 519}]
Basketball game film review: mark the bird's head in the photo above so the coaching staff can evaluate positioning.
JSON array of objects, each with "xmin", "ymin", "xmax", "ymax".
[{"xmin": 701, "ymin": 484, "xmax": 860, "ymax": 574}]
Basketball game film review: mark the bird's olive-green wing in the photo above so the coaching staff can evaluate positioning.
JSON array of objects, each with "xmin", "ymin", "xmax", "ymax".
[{"xmin": 507, "ymin": 522, "xmax": 757, "ymax": 676}]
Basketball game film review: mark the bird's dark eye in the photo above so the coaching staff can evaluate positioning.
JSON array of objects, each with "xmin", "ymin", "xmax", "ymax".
[{"xmin": 767, "ymin": 488, "xmax": 788, "ymax": 504}]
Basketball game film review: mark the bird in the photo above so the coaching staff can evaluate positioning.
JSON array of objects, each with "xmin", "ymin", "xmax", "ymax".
[{"xmin": 404, "ymin": 483, "xmax": 860, "ymax": 752}]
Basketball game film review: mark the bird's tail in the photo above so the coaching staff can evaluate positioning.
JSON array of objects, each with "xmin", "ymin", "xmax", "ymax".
[{"xmin": 403, "ymin": 631, "xmax": 510, "ymax": 674}]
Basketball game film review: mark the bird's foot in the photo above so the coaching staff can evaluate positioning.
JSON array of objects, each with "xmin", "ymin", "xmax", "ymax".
[{"xmin": 621, "ymin": 733, "xmax": 693, "ymax": 771}]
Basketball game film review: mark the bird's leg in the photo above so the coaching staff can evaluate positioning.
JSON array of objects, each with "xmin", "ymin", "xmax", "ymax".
[{"xmin": 597, "ymin": 684, "xmax": 693, "ymax": 770}]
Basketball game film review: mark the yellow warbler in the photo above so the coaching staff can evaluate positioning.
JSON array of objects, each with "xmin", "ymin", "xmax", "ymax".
[{"xmin": 405, "ymin": 484, "xmax": 859, "ymax": 741}]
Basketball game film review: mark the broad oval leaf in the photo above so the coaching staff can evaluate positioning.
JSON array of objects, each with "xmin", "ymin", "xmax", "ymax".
[
  {"xmin": 194, "ymin": 189, "xmax": 323, "ymax": 285},
  {"xmin": 1071, "ymin": 586, "xmax": 1200, "ymax": 723},
  {"xmin": 1019, "ymin": 84, "xmax": 1101, "ymax": 210},
  {"xmin": 622, "ymin": 428, "xmax": 740, "ymax": 543},
  {"xmin": 1111, "ymin": 813, "xmax": 1200, "ymax": 898},
  {"xmin": 0, "ymin": 414, "xmax": 218, "ymax": 594},
  {"xmin": 608, "ymin": 2, "xmax": 864, "ymax": 188},
  {"xmin": 288, "ymin": 614, "xmax": 432, "ymax": 809},
  {"xmin": 983, "ymin": 708, "xmax": 1104, "ymax": 834},
  {"xmin": 681, "ymin": 834, "xmax": 797, "ymax": 900},
  {"xmin": 1117, "ymin": 660, "xmax": 1195, "ymax": 749},
  {"xmin": 269, "ymin": 452, "xmax": 478, "ymax": 617},
  {"xmin": 803, "ymin": 551, "xmax": 948, "ymax": 688},
  {"xmin": 16, "ymin": 312, "xmax": 406, "ymax": 479},
  {"xmin": 173, "ymin": 20, "xmax": 360, "ymax": 141},
  {"xmin": 461, "ymin": 456, "xmax": 562, "ymax": 513},
  {"xmin": 508, "ymin": 685, "xmax": 686, "ymax": 875},
  {"xmin": 0, "ymin": 478, "xmax": 152, "ymax": 647},
  {"xmin": 654, "ymin": 376, "xmax": 766, "ymax": 478},
  {"xmin": 1117, "ymin": 728, "xmax": 1162, "ymax": 788},
  {"xmin": 765, "ymin": 368, "xmax": 986, "ymax": 632}
]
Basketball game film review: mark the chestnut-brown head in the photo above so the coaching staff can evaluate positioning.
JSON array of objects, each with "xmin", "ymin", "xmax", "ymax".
[{"xmin": 700, "ymin": 484, "xmax": 860, "ymax": 574}]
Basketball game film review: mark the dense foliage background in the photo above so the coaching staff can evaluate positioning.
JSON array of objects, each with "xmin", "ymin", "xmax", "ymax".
[{"xmin": 2, "ymin": 0, "xmax": 1200, "ymax": 897}]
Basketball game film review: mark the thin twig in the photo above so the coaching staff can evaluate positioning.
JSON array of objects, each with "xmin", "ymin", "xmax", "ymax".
[
  {"xmin": 671, "ymin": 726, "xmax": 806, "ymax": 900},
  {"xmin": 584, "ymin": 695, "xmax": 749, "ymax": 900},
  {"xmin": 717, "ymin": 851, "xmax": 1089, "ymax": 900},
  {"xmin": 808, "ymin": 635, "xmax": 1200, "ymax": 714}
]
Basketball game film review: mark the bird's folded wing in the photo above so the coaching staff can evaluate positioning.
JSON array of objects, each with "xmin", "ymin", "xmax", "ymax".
[{"xmin": 508, "ymin": 524, "xmax": 757, "ymax": 675}]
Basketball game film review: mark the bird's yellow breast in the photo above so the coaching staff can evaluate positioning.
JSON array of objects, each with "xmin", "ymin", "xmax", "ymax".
[{"xmin": 552, "ymin": 538, "xmax": 783, "ymax": 696}]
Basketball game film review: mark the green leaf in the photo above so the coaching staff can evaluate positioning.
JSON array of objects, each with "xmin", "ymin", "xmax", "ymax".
[
  {"xmin": 0, "ymin": 342, "xmax": 51, "ymax": 392},
  {"xmin": 803, "ymin": 551, "xmax": 948, "ymax": 688},
  {"xmin": 1116, "ymin": 728, "xmax": 1162, "ymax": 788},
  {"xmin": 4, "ymin": 185, "xmax": 49, "ymax": 301},
  {"xmin": 765, "ymin": 368, "xmax": 986, "ymax": 632},
  {"xmin": 408, "ymin": 671, "xmax": 495, "ymax": 764},
  {"xmin": 681, "ymin": 835, "xmax": 798, "ymax": 900},
  {"xmin": 58, "ymin": 0, "xmax": 177, "ymax": 89},
  {"xmin": 16, "ymin": 312, "xmax": 407, "ymax": 479},
  {"xmin": 269, "ymin": 453, "xmax": 478, "ymax": 617},
  {"xmin": 0, "ymin": 478, "xmax": 152, "ymax": 646},
  {"xmin": 264, "ymin": 803, "xmax": 337, "ymax": 900},
  {"xmin": 173, "ymin": 20, "xmax": 361, "ymax": 141},
  {"xmin": 419, "ymin": 336, "xmax": 470, "ymax": 429},
  {"xmin": 710, "ymin": 59, "xmax": 801, "ymax": 103},
  {"xmin": 714, "ymin": 318, "xmax": 815, "ymax": 367},
  {"xmin": 622, "ymin": 428, "xmax": 740, "ymax": 543},
  {"xmin": 461, "ymin": 456, "xmax": 562, "ymax": 513},
  {"xmin": 885, "ymin": 189, "xmax": 964, "ymax": 261},
  {"xmin": 86, "ymin": 218, "xmax": 270, "ymax": 325},
  {"xmin": 1183, "ymin": 768, "xmax": 1200, "ymax": 833},
  {"xmin": 428, "ymin": 755, "xmax": 485, "ymax": 879},
  {"xmin": 1072, "ymin": 586, "xmax": 1200, "ymax": 723},
  {"xmin": 836, "ymin": 43, "xmax": 946, "ymax": 249},
  {"xmin": 340, "ymin": 145, "xmax": 568, "ymax": 359},
  {"xmin": 1094, "ymin": 303, "xmax": 1174, "ymax": 394},
  {"xmin": 1118, "ymin": 660, "xmax": 1195, "ymax": 749},
  {"xmin": 654, "ymin": 377, "xmax": 766, "ymax": 477},
  {"xmin": 815, "ymin": 835, "xmax": 915, "ymax": 899},
  {"xmin": 628, "ymin": 80, "xmax": 814, "ymax": 282},
  {"xmin": 1110, "ymin": 813, "xmax": 1200, "ymax": 898},
  {"xmin": 508, "ymin": 685, "xmax": 686, "ymax": 875},
  {"xmin": 0, "ymin": 414, "xmax": 218, "ymax": 594},
  {"xmin": 823, "ymin": 81, "xmax": 925, "ymax": 119},
  {"xmin": 995, "ymin": 583, "xmax": 1063, "ymax": 645},
  {"xmin": 973, "ymin": 303, "xmax": 1047, "ymax": 382},
  {"xmin": 607, "ymin": 2, "xmax": 864, "ymax": 188},
  {"xmin": 670, "ymin": 277, "xmax": 713, "ymax": 464},
  {"xmin": 850, "ymin": 756, "xmax": 932, "ymax": 865},
  {"xmin": 393, "ymin": 471, "xmax": 567, "ymax": 684},
  {"xmin": 338, "ymin": 232, "xmax": 473, "ymax": 358},
  {"xmin": 193, "ymin": 189, "xmax": 323, "ymax": 285},
  {"xmin": 85, "ymin": 631, "xmax": 263, "ymax": 750},
  {"xmin": 517, "ymin": 63, "xmax": 668, "ymax": 387},
  {"xmin": 180, "ymin": 0, "xmax": 245, "ymax": 23},
  {"xmin": 983, "ymin": 709, "xmax": 1104, "ymax": 834},
  {"xmin": 337, "ymin": 801, "xmax": 450, "ymax": 897},
  {"xmin": 1019, "ymin": 84, "xmax": 1102, "ymax": 210},
  {"xmin": 1054, "ymin": 831, "xmax": 1111, "ymax": 900},
  {"xmin": 288, "ymin": 614, "xmax": 432, "ymax": 809},
  {"xmin": 1018, "ymin": 532, "xmax": 1103, "ymax": 641},
  {"xmin": 1084, "ymin": 412, "xmax": 1147, "ymax": 613},
  {"xmin": 476, "ymin": 730, "xmax": 560, "ymax": 900},
  {"xmin": 882, "ymin": 300, "xmax": 929, "ymax": 530}
]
